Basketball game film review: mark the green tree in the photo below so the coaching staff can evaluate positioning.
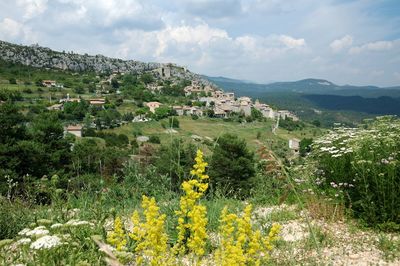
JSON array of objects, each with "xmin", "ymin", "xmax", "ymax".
[
  {"xmin": 153, "ymin": 106, "xmax": 172, "ymax": 120},
  {"xmin": 299, "ymin": 138, "xmax": 313, "ymax": 157},
  {"xmin": 0, "ymin": 108, "xmax": 71, "ymax": 194},
  {"xmin": 111, "ymin": 78, "xmax": 119, "ymax": 89},
  {"xmin": 209, "ymin": 133, "xmax": 255, "ymax": 197},
  {"xmin": 250, "ymin": 107, "xmax": 263, "ymax": 121},
  {"xmin": 140, "ymin": 73, "xmax": 154, "ymax": 84},
  {"xmin": 63, "ymin": 100, "xmax": 89, "ymax": 120},
  {"xmin": 123, "ymin": 74, "xmax": 138, "ymax": 86},
  {"xmin": 29, "ymin": 112, "xmax": 71, "ymax": 175},
  {"xmin": 0, "ymin": 102, "xmax": 26, "ymax": 144}
]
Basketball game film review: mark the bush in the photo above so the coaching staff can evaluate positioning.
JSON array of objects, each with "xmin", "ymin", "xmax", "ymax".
[
  {"xmin": 74, "ymin": 87, "xmax": 85, "ymax": 94},
  {"xmin": 22, "ymin": 88, "xmax": 33, "ymax": 94},
  {"xmin": 149, "ymin": 135, "xmax": 161, "ymax": 144},
  {"xmin": 209, "ymin": 133, "xmax": 255, "ymax": 198},
  {"xmin": 0, "ymin": 198, "xmax": 36, "ymax": 239},
  {"xmin": 280, "ymin": 118, "xmax": 304, "ymax": 131},
  {"xmin": 133, "ymin": 128, "xmax": 142, "ymax": 137},
  {"xmin": 308, "ymin": 116, "xmax": 400, "ymax": 228},
  {"xmin": 299, "ymin": 138, "xmax": 313, "ymax": 157},
  {"xmin": 168, "ymin": 117, "xmax": 179, "ymax": 128}
]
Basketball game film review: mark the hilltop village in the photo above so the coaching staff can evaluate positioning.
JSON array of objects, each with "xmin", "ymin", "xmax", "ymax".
[{"xmin": 47, "ymin": 64, "xmax": 299, "ymax": 133}]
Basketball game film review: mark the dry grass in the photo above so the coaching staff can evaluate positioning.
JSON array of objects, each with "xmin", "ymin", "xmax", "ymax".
[{"xmin": 305, "ymin": 194, "xmax": 345, "ymax": 222}]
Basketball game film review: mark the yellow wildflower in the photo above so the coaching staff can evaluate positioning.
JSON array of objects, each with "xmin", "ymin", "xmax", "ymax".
[
  {"xmin": 174, "ymin": 149, "xmax": 209, "ymax": 258},
  {"xmin": 107, "ymin": 217, "xmax": 127, "ymax": 251},
  {"xmin": 215, "ymin": 205, "xmax": 282, "ymax": 266},
  {"xmin": 129, "ymin": 195, "xmax": 168, "ymax": 266}
]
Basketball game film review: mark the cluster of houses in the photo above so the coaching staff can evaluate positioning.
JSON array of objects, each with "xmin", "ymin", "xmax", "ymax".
[
  {"xmin": 47, "ymin": 94, "xmax": 106, "ymax": 111},
  {"xmin": 42, "ymin": 80, "xmax": 63, "ymax": 88},
  {"xmin": 45, "ymin": 75, "xmax": 299, "ymax": 150},
  {"xmin": 145, "ymin": 81, "xmax": 299, "ymax": 121}
]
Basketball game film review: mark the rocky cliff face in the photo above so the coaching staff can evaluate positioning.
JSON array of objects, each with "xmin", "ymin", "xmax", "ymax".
[
  {"xmin": 0, "ymin": 40, "xmax": 163, "ymax": 73},
  {"xmin": 0, "ymin": 40, "xmax": 214, "ymax": 88}
]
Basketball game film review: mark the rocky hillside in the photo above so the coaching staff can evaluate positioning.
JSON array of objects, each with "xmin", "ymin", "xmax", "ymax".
[{"xmin": 0, "ymin": 40, "xmax": 213, "ymax": 86}]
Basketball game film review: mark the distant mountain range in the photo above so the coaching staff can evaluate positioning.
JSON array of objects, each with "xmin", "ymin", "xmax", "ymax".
[
  {"xmin": 205, "ymin": 76, "xmax": 400, "ymax": 98},
  {"xmin": 205, "ymin": 76, "xmax": 400, "ymax": 120}
]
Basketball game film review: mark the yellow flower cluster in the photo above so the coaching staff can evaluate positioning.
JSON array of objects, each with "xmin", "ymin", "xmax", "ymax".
[
  {"xmin": 106, "ymin": 149, "xmax": 282, "ymax": 265},
  {"xmin": 214, "ymin": 205, "xmax": 281, "ymax": 266},
  {"xmin": 174, "ymin": 149, "xmax": 209, "ymax": 257},
  {"xmin": 107, "ymin": 217, "xmax": 127, "ymax": 251},
  {"xmin": 129, "ymin": 195, "xmax": 169, "ymax": 265}
]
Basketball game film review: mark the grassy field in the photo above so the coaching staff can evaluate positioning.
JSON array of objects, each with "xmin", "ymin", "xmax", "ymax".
[{"xmin": 105, "ymin": 115, "xmax": 323, "ymax": 154}]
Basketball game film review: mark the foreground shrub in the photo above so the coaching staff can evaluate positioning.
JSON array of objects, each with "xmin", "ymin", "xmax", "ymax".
[
  {"xmin": 0, "ymin": 198, "xmax": 35, "ymax": 239},
  {"xmin": 107, "ymin": 149, "xmax": 281, "ymax": 265},
  {"xmin": 215, "ymin": 205, "xmax": 281, "ymax": 265},
  {"xmin": 308, "ymin": 116, "xmax": 400, "ymax": 227},
  {"xmin": 0, "ymin": 217, "xmax": 102, "ymax": 265}
]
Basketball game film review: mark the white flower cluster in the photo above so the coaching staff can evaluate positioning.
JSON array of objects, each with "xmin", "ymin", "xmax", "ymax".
[
  {"xmin": 314, "ymin": 128, "xmax": 357, "ymax": 158},
  {"xmin": 30, "ymin": 235, "xmax": 62, "ymax": 250},
  {"xmin": 19, "ymin": 226, "xmax": 49, "ymax": 237},
  {"xmin": 16, "ymin": 238, "xmax": 32, "ymax": 245},
  {"xmin": 65, "ymin": 219, "xmax": 94, "ymax": 227}
]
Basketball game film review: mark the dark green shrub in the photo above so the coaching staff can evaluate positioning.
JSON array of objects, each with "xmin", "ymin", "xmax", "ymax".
[
  {"xmin": 168, "ymin": 117, "xmax": 179, "ymax": 128},
  {"xmin": 149, "ymin": 135, "xmax": 161, "ymax": 144},
  {"xmin": 209, "ymin": 133, "xmax": 255, "ymax": 198}
]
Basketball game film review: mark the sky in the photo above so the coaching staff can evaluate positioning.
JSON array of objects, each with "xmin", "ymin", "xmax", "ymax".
[{"xmin": 0, "ymin": 0, "xmax": 399, "ymax": 87}]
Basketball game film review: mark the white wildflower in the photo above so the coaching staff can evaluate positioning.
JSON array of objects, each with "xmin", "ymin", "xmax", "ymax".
[
  {"xmin": 50, "ymin": 223, "xmax": 63, "ymax": 229},
  {"xmin": 18, "ymin": 228, "xmax": 31, "ymax": 236},
  {"xmin": 65, "ymin": 219, "xmax": 94, "ymax": 227},
  {"xmin": 381, "ymin": 158, "xmax": 389, "ymax": 164},
  {"xmin": 30, "ymin": 235, "xmax": 62, "ymax": 250},
  {"xmin": 16, "ymin": 238, "xmax": 32, "ymax": 245},
  {"xmin": 25, "ymin": 226, "xmax": 49, "ymax": 237}
]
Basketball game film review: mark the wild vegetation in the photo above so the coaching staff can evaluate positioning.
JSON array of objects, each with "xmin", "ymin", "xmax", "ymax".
[{"xmin": 0, "ymin": 57, "xmax": 399, "ymax": 265}]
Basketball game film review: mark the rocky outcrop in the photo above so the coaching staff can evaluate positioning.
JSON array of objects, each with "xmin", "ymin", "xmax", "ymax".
[
  {"xmin": 0, "ymin": 40, "xmax": 162, "ymax": 73},
  {"xmin": 0, "ymin": 40, "xmax": 217, "ymax": 88}
]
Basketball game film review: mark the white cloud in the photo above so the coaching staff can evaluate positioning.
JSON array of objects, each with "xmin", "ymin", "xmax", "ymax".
[
  {"xmin": 0, "ymin": 18, "xmax": 37, "ymax": 42},
  {"xmin": 50, "ymin": 0, "xmax": 164, "ymax": 31},
  {"xmin": 0, "ymin": 18, "xmax": 23, "ymax": 39},
  {"xmin": 110, "ymin": 21, "xmax": 309, "ymax": 72},
  {"xmin": 349, "ymin": 40, "xmax": 396, "ymax": 54},
  {"xmin": 279, "ymin": 35, "xmax": 306, "ymax": 48},
  {"xmin": 330, "ymin": 35, "xmax": 353, "ymax": 53},
  {"xmin": 17, "ymin": 0, "xmax": 48, "ymax": 20}
]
